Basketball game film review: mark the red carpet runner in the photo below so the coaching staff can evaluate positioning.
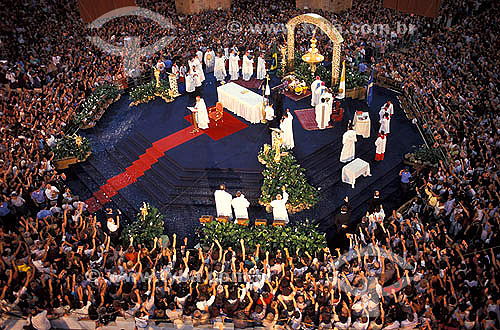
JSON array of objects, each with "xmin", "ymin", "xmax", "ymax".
[
  {"xmin": 295, "ymin": 108, "xmax": 335, "ymax": 131},
  {"xmin": 85, "ymin": 111, "xmax": 247, "ymax": 213}
]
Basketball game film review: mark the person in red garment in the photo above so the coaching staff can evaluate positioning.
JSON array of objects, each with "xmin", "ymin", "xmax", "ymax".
[{"xmin": 375, "ymin": 131, "xmax": 387, "ymax": 161}]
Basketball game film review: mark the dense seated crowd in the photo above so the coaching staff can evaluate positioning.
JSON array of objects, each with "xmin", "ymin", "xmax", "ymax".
[{"xmin": 0, "ymin": 0, "xmax": 498, "ymax": 329}]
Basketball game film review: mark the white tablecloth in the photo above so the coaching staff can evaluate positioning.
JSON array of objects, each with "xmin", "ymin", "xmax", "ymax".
[
  {"xmin": 342, "ymin": 158, "xmax": 371, "ymax": 188},
  {"xmin": 353, "ymin": 112, "xmax": 371, "ymax": 138},
  {"xmin": 217, "ymin": 82, "xmax": 263, "ymax": 123}
]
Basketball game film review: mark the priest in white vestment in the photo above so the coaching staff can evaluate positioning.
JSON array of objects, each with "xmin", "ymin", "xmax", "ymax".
[
  {"xmin": 313, "ymin": 81, "xmax": 326, "ymax": 108},
  {"xmin": 204, "ymin": 48, "xmax": 215, "ymax": 73},
  {"xmin": 315, "ymin": 97, "xmax": 332, "ymax": 129},
  {"xmin": 214, "ymin": 184, "xmax": 233, "ymax": 219},
  {"xmin": 214, "ymin": 54, "xmax": 227, "ymax": 81},
  {"xmin": 194, "ymin": 96, "xmax": 209, "ymax": 130},
  {"xmin": 185, "ymin": 72, "xmax": 195, "ymax": 93},
  {"xmin": 270, "ymin": 188, "xmax": 289, "ymax": 223},
  {"xmin": 264, "ymin": 103, "xmax": 275, "ymax": 122},
  {"xmin": 190, "ymin": 66, "xmax": 202, "ymax": 88},
  {"xmin": 340, "ymin": 124, "xmax": 357, "ymax": 163},
  {"xmin": 242, "ymin": 51, "xmax": 254, "ymax": 81},
  {"xmin": 379, "ymin": 113, "xmax": 390, "ymax": 134},
  {"xmin": 229, "ymin": 51, "xmax": 240, "ymax": 81},
  {"xmin": 256, "ymin": 53, "xmax": 266, "ymax": 80},
  {"xmin": 280, "ymin": 110, "xmax": 295, "ymax": 149},
  {"xmin": 310, "ymin": 76, "xmax": 323, "ymax": 107},
  {"xmin": 193, "ymin": 55, "xmax": 205, "ymax": 82},
  {"xmin": 231, "ymin": 191, "xmax": 249, "ymax": 220},
  {"xmin": 382, "ymin": 101, "xmax": 394, "ymax": 117},
  {"xmin": 375, "ymin": 132, "xmax": 387, "ymax": 161},
  {"xmin": 171, "ymin": 63, "xmax": 180, "ymax": 79}
]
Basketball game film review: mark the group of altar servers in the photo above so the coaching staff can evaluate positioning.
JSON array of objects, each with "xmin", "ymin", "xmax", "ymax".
[
  {"xmin": 338, "ymin": 100, "xmax": 393, "ymax": 164},
  {"xmin": 214, "ymin": 184, "xmax": 290, "ymax": 224},
  {"xmin": 184, "ymin": 47, "xmax": 268, "ymax": 94}
]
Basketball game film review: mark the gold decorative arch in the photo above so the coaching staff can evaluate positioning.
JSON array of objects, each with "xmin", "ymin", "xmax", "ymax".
[{"xmin": 286, "ymin": 13, "xmax": 343, "ymax": 86}]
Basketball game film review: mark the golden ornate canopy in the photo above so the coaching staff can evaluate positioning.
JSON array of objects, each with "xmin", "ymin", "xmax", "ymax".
[{"xmin": 286, "ymin": 13, "xmax": 343, "ymax": 86}]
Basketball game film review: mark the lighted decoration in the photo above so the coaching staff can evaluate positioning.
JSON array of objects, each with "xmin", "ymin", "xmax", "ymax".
[
  {"xmin": 140, "ymin": 202, "xmax": 148, "ymax": 221},
  {"xmin": 301, "ymin": 30, "xmax": 324, "ymax": 77},
  {"xmin": 286, "ymin": 13, "xmax": 343, "ymax": 86},
  {"xmin": 74, "ymin": 135, "xmax": 83, "ymax": 147}
]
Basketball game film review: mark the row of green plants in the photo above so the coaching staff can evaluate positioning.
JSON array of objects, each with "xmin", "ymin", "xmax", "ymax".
[
  {"xmin": 120, "ymin": 203, "xmax": 165, "ymax": 249},
  {"xmin": 129, "ymin": 79, "xmax": 172, "ymax": 106},
  {"xmin": 258, "ymin": 145, "xmax": 319, "ymax": 213},
  {"xmin": 52, "ymin": 135, "xmax": 91, "ymax": 161},
  {"xmin": 72, "ymin": 83, "xmax": 120, "ymax": 129},
  {"xmin": 199, "ymin": 220, "xmax": 326, "ymax": 255},
  {"xmin": 405, "ymin": 145, "xmax": 444, "ymax": 166}
]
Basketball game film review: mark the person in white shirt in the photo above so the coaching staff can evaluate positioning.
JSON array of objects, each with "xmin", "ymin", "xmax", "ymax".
[
  {"xmin": 229, "ymin": 50, "xmax": 240, "ymax": 80},
  {"xmin": 310, "ymin": 76, "xmax": 322, "ymax": 107},
  {"xmin": 379, "ymin": 112, "xmax": 390, "ymax": 134},
  {"xmin": 204, "ymin": 48, "xmax": 215, "ymax": 73},
  {"xmin": 44, "ymin": 184, "xmax": 59, "ymax": 201},
  {"xmin": 190, "ymin": 65, "xmax": 202, "ymax": 88},
  {"xmin": 270, "ymin": 187, "xmax": 289, "ymax": 223},
  {"xmin": 351, "ymin": 307, "xmax": 369, "ymax": 330},
  {"xmin": 264, "ymin": 102, "xmax": 275, "ymax": 122},
  {"xmin": 242, "ymin": 51, "xmax": 254, "ymax": 81},
  {"xmin": 214, "ymin": 184, "xmax": 233, "ymax": 219},
  {"xmin": 231, "ymin": 191, "xmax": 250, "ymax": 220},
  {"xmin": 214, "ymin": 52, "xmax": 226, "ymax": 81},
  {"xmin": 29, "ymin": 309, "xmax": 51, "ymax": 330},
  {"xmin": 375, "ymin": 131, "xmax": 387, "ymax": 161},
  {"xmin": 193, "ymin": 96, "xmax": 209, "ymax": 129},
  {"xmin": 193, "ymin": 54, "xmax": 205, "ymax": 82},
  {"xmin": 280, "ymin": 109, "xmax": 295, "ymax": 149},
  {"xmin": 340, "ymin": 123, "xmax": 357, "ymax": 163},
  {"xmin": 256, "ymin": 53, "xmax": 266, "ymax": 80}
]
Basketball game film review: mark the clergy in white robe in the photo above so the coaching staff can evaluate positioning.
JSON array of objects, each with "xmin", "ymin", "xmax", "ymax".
[
  {"xmin": 224, "ymin": 47, "xmax": 229, "ymax": 59},
  {"xmin": 214, "ymin": 54, "xmax": 227, "ymax": 81},
  {"xmin": 214, "ymin": 184, "xmax": 233, "ymax": 219},
  {"xmin": 315, "ymin": 97, "xmax": 332, "ymax": 129},
  {"xmin": 379, "ymin": 113, "xmax": 390, "ymax": 134},
  {"xmin": 185, "ymin": 73, "xmax": 195, "ymax": 93},
  {"xmin": 231, "ymin": 191, "xmax": 249, "ymax": 219},
  {"xmin": 375, "ymin": 132, "xmax": 387, "ymax": 161},
  {"xmin": 194, "ymin": 96, "xmax": 209, "ymax": 130},
  {"xmin": 179, "ymin": 64, "xmax": 187, "ymax": 80},
  {"xmin": 256, "ymin": 54, "xmax": 266, "ymax": 80},
  {"xmin": 229, "ymin": 51, "xmax": 240, "ymax": 81},
  {"xmin": 382, "ymin": 101, "xmax": 394, "ymax": 117},
  {"xmin": 242, "ymin": 52, "xmax": 254, "ymax": 81},
  {"xmin": 204, "ymin": 48, "xmax": 215, "ymax": 73},
  {"xmin": 340, "ymin": 126, "xmax": 357, "ymax": 163},
  {"xmin": 193, "ymin": 55, "xmax": 205, "ymax": 82},
  {"xmin": 280, "ymin": 110, "xmax": 295, "ymax": 149},
  {"xmin": 190, "ymin": 66, "xmax": 202, "ymax": 87},
  {"xmin": 310, "ymin": 76, "xmax": 322, "ymax": 107},
  {"xmin": 264, "ymin": 104, "xmax": 275, "ymax": 121},
  {"xmin": 270, "ymin": 189, "xmax": 289, "ymax": 223},
  {"xmin": 171, "ymin": 63, "xmax": 179, "ymax": 79},
  {"xmin": 313, "ymin": 82, "xmax": 326, "ymax": 108}
]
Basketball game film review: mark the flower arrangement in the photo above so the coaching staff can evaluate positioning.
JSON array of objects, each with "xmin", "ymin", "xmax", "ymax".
[
  {"xmin": 129, "ymin": 79, "xmax": 173, "ymax": 107},
  {"xmin": 258, "ymin": 144, "xmax": 319, "ymax": 213},
  {"xmin": 73, "ymin": 83, "xmax": 120, "ymax": 130},
  {"xmin": 53, "ymin": 135, "xmax": 91, "ymax": 161},
  {"xmin": 120, "ymin": 203, "xmax": 165, "ymax": 248},
  {"xmin": 199, "ymin": 220, "xmax": 326, "ymax": 255}
]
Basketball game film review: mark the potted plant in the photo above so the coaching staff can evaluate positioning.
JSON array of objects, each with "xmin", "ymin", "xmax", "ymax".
[{"xmin": 53, "ymin": 135, "xmax": 91, "ymax": 169}]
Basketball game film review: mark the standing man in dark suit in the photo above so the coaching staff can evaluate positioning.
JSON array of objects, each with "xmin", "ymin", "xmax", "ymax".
[{"xmin": 327, "ymin": 196, "xmax": 352, "ymax": 252}]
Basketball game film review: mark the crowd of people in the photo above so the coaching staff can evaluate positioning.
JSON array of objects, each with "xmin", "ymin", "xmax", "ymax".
[{"xmin": 0, "ymin": 0, "xmax": 498, "ymax": 328}]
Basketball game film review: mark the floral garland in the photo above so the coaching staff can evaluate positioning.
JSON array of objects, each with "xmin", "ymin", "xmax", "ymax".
[
  {"xmin": 258, "ymin": 144, "xmax": 319, "ymax": 214},
  {"xmin": 129, "ymin": 79, "xmax": 173, "ymax": 107},
  {"xmin": 73, "ymin": 83, "xmax": 120, "ymax": 130},
  {"xmin": 53, "ymin": 135, "xmax": 91, "ymax": 161}
]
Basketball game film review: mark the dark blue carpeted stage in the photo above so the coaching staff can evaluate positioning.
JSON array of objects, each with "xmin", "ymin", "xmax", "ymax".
[{"xmin": 66, "ymin": 71, "xmax": 422, "ymax": 242}]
